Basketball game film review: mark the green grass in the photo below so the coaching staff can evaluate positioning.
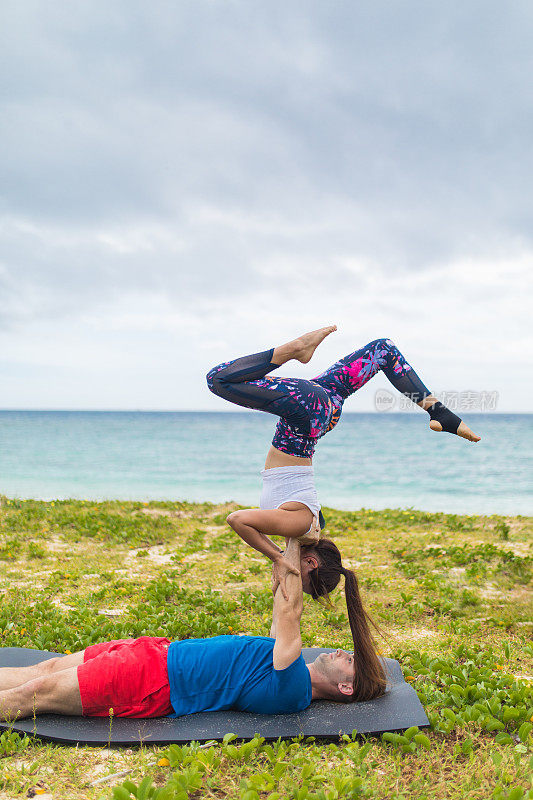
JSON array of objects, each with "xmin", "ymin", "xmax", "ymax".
[{"xmin": 0, "ymin": 497, "xmax": 531, "ymax": 799}]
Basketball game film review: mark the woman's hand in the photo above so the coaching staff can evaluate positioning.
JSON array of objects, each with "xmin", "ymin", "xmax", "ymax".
[{"xmin": 271, "ymin": 555, "xmax": 301, "ymax": 601}]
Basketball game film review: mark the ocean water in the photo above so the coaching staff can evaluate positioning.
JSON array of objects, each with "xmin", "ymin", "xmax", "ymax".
[{"xmin": 0, "ymin": 411, "xmax": 531, "ymax": 515}]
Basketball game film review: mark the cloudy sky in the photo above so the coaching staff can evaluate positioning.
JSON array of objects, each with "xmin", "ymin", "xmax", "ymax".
[{"xmin": 1, "ymin": 1, "xmax": 531, "ymax": 413}]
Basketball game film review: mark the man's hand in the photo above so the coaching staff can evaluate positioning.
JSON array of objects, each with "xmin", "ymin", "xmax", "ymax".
[{"xmin": 271, "ymin": 555, "xmax": 300, "ymax": 601}]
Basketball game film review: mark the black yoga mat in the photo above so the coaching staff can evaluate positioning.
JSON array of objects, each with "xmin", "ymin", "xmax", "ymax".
[{"xmin": 0, "ymin": 647, "xmax": 428, "ymax": 746}]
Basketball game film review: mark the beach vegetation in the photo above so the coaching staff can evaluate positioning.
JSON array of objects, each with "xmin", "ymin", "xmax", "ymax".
[{"xmin": 0, "ymin": 497, "xmax": 531, "ymax": 798}]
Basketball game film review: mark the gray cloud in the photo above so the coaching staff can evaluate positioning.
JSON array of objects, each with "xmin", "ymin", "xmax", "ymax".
[
  {"xmin": 3, "ymin": 2, "xmax": 532, "ymax": 229},
  {"xmin": 0, "ymin": 1, "xmax": 531, "ymax": 409}
]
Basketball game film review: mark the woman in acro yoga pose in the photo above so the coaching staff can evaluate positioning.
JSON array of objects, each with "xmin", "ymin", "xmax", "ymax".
[{"xmin": 207, "ymin": 327, "xmax": 480, "ymax": 699}]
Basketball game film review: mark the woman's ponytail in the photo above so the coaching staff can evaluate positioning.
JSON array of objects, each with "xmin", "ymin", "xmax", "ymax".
[
  {"xmin": 303, "ymin": 539, "xmax": 387, "ymax": 701},
  {"xmin": 342, "ymin": 567, "xmax": 387, "ymax": 700}
]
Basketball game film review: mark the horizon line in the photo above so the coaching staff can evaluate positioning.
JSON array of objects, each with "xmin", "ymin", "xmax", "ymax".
[{"xmin": 0, "ymin": 408, "xmax": 527, "ymax": 415}]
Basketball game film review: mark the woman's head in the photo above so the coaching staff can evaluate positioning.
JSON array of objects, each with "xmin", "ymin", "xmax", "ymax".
[
  {"xmin": 300, "ymin": 538, "xmax": 387, "ymax": 701},
  {"xmin": 300, "ymin": 538, "xmax": 343, "ymax": 598}
]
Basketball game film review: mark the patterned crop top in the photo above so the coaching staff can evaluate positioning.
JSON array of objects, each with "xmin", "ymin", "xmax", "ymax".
[
  {"xmin": 271, "ymin": 419, "xmax": 318, "ymax": 459},
  {"xmin": 271, "ymin": 391, "xmax": 343, "ymax": 459}
]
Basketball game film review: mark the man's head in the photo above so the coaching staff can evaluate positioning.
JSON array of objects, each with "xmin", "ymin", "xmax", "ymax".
[{"xmin": 308, "ymin": 649, "xmax": 355, "ymax": 702}]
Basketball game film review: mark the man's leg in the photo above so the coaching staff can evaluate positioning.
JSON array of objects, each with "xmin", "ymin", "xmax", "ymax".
[
  {"xmin": 0, "ymin": 666, "xmax": 82, "ymax": 721},
  {"xmin": 0, "ymin": 652, "xmax": 85, "ymax": 691}
]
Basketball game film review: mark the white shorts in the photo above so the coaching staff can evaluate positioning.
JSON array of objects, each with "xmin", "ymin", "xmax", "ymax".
[{"xmin": 260, "ymin": 466, "xmax": 321, "ymax": 531}]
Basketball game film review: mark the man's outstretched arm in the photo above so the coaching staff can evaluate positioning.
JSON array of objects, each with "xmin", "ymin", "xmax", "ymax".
[{"xmin": 271, "ymin": 537, "xmax": 303, "ymax": 670}]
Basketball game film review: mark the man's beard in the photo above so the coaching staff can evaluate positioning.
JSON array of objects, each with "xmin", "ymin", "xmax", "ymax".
[{"xmin": 314, "ymin": 652, "xmax": 334, "ymax": 679}]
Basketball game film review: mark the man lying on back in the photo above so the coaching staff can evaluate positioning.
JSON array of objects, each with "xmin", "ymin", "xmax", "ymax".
[{"xmin": 0, "ymin": 538, "xmax": 356, "ymax": 721}]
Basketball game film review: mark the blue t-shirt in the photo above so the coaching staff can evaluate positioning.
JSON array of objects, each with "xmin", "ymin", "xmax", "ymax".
[{"xmin": 166, "ymin": 635, "xmax": 312, "ymax": 717}]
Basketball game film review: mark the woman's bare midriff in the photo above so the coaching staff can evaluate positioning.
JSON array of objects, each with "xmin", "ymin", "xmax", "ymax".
[{"xmin": 264, "ymin": 445, "xmax": 312, "ymax": 469}]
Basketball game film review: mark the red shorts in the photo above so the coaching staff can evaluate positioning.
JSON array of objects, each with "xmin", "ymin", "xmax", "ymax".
[{"xmin": 78, "ymin": 637, "xmax": 173, "ymax": 718}]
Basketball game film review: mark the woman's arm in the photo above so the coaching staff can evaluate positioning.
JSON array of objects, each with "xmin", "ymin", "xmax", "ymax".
[
  {"xmin": 226, "ymin": 507, "xmax": 312, "ymax": 558},
  {"xmin": 226, "ymin": 507, "xmax": 312, "ymax": 600}
]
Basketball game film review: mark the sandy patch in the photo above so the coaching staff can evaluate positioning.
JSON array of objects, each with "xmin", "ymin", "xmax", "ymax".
[
  {"xmin": 470, "ymin": 540, "xmax": 531, "ymax": 557},
  {"xmin": 138, "ymin": 508, "xmax": 188, "ymax": 519},
  {"xmin": 340, "ymin": 559, "xmax": 366, "ymax": 569},
  {"xmin": 2, "ymin": 580, "xmax": 47, "ymax": 591},
  {"xmin": 183, "ymin": 552, "xmax": 209, "ymax": 563},
  {"xmin": 508, "ymin": 519, "xmax": 532, "ymax": 535},
  {"xmin": 43, "ymin": 536, "xmax": 70, "ymax": 552},
  {"xmin": 479, "ymin": 583, "xmax": 506, "ymax": 599},
  {"xmin": 50, "ymin": 598, "xmax": 76, "ymax": 611},
  {"xmin": 387, "ymin": 626, "xmax": 441, "ymax": 641},
  {"xmin": 402, "ymin": 627, "xmax": 439, "ymax": 639},
  {"xmin": 125, "ymin": 545, "xmax": 174, "ymax": 566},
  {"xmin": 504, "ymin": 542, "xmax": 531, "ymax": 556}
]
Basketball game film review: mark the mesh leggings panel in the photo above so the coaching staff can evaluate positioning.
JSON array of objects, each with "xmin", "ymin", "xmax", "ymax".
[{"xmin": 206, "ymin": 350, "xmax": 313, "ymax": 432}]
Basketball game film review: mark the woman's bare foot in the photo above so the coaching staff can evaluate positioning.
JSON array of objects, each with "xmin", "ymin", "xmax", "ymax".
[
  {"xmin": 295, "ymin": 326, "xmax": 337, "ymax": 363},
  {"xmin": 429, "ymin": 419, "xmax": 481, "ymax": 442},
  {"xmin": 272, "ymin": 326, "xmax": 337, "ymax": 366}
]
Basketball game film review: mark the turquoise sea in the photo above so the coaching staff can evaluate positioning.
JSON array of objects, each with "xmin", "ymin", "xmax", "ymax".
[{"xmin": 0, "ymin": 411, "xmax": 531, "ymax": 515}]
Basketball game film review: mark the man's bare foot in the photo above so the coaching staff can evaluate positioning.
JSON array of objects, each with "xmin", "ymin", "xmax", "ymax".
[
  {"xmin": 272, "ymin": 326, "xmax": 337, "ymax": 366},
  {"xmin": 429, "ymin": 419, "xmax": 481, "ymax": 442}
]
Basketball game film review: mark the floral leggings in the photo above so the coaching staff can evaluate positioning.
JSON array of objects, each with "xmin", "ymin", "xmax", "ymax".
[{"xmin": 206, "ymin": 338, "xmax": 432, "ymax": 458}]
